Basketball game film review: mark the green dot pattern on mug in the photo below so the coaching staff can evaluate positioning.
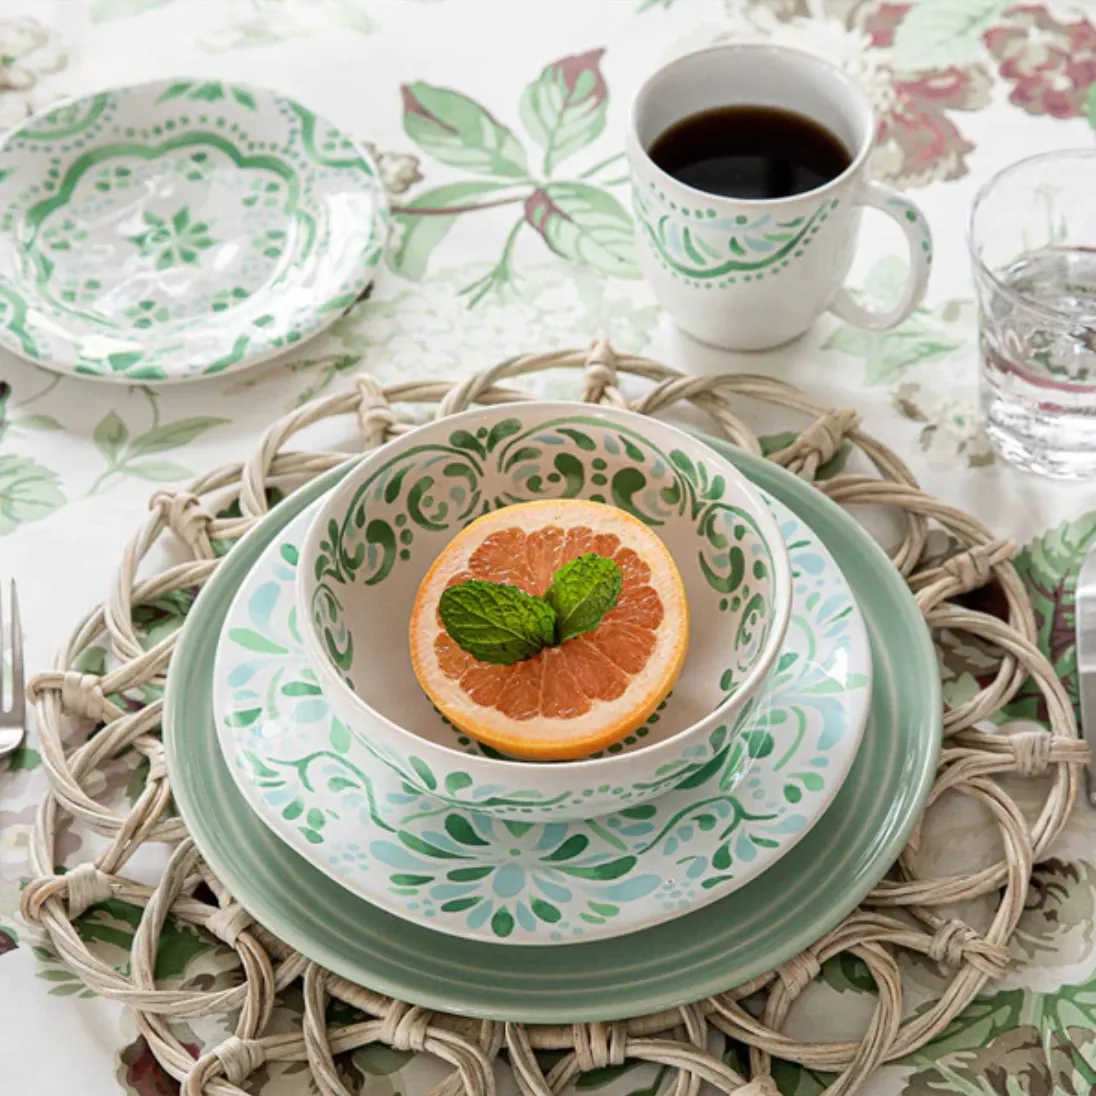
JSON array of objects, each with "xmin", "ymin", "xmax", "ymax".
[{"xmin": 887, "ymin": 194, "xmax": 933, "ymax": 261}]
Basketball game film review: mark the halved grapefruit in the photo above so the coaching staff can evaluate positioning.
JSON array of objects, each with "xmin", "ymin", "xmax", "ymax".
[{"xmin": 409, "ymin": 499, "xmax": 688, "ymax": 760}]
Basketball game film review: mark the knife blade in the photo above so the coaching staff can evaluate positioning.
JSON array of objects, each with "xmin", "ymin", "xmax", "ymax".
[{"xmin": 1076, "ymin": 538, "xmax": 1096, "ymax": 806}]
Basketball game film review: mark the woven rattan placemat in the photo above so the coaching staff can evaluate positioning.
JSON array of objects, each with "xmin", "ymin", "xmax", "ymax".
[{"xmin": 20, "ymin": 344, "xmax": 1088, "ymax": 1096}]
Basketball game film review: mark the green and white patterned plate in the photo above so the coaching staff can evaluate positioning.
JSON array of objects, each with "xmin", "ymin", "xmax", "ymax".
[
  {"xmin": 213, "ymin": 487, "xmax": 869, "ymax": 944},
  {"xmin": 0, "ymin": 79, "xmax": 388, "ymax": 382},
  {"xmin": 164, "ymin": 438, "xmax": 940, "ymax": 1022}
]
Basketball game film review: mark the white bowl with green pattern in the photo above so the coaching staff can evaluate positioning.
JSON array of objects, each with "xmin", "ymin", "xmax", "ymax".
[{"xmin": 298, "ymin": 403, "xmax": 791, "ymax": 820}]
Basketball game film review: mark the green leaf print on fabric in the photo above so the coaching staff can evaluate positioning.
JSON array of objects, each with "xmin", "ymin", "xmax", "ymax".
[
  {"xmin": 332, "ymin": 2, "xmax": 375, "ymax": 36},
  {"xmin": 1002, "ymin": 512, "xmax": 1096, "ymax": 726},
  {"xmin": 131, "ymin": 417, "xmax": 228, "ymax": 454},
  {"xmin": 903, "ymin": 989, "xmax": 1025, "ymax": 1064},
  {"xmin": 822, "ymin": 256, "xmax": 963, "ymax": 386},
  {"xmin": 93, "ymin": 410, "xmax": 128, "ymax": 463},
  {"xmin": 4, "ymin": 746, "xmax": 42, "ymax": 772},
  {"xmin": 391, "ymin": 49, "xmax": 636, "ymax": 303},
  {"xmin": 525, "ymin": 183, "xmax": 639, "ymax": 277},
  {"xmin": 402, "ymin": 83, "xmax": 530, "ymax": 179},
  {"xmin": 770, "ymin": 1060, "xmax": 830, "ymax": 1096},
  {"xmin": 1012, "ymin": 858, "xmax": 1096, "ymax": 967},
  {"xmin": 574, "ymin": 1061, "xmax": 646, "ymax": 1089},
  {"xmin": 520, "ymin": 49, "xmax": 608, "ymax": 174},
  {"xmin": 326, "ymin": 1043, "xmax": 413, "ymax": 1096},
  {"xmin": 124, "ymin": 460, "xmax": 193, "ymax": 482},
  {"xmin": 897, "ymin": 983, "xmax": 1096, "ymax": 1094},
  {"xmin": 195, "ymin": 0, "xmax": 375, "ymax": 52},
  {"xmin": 89, "ymin": 396, "xmax": 226, "ymax": 494},
  {"xmin": 287, "ymin": 259, "xmax": 658, "ymax": 404},
  {"xmin": 892, "ymin": 0, "xmax": 1010, "ymax": 73},
  {"xmin": 71, "ymin": 897, "xmax": 206, "ymax": 982},
  {"xmin": 0, "ymin": 377, "xmax": 63, "ymax": 442},
  {"xmin": 352, "ymin": 1044, "xmax": 415, "ymax": 1076},
  {"xmin": 91, "ymin": 0, "xmax": 171, "ymax": 21},
  {"xmin": 0, "ymin": 454, "xmax": 65, "ymax": 535},
  {"xmin": 1041, "ymin": 983, "xmax": 1096, "ymax": 1066},
  {"xmin": 901, "ymin": 1023, "xmax": 1096, "ymax": 1096},
  {"xmin": 817, "ymin": 951, "xmax": 875, "ymax": 995},
  {"xmin": 823, "ymin": 321, "xmax": 963, "ymax": 387},
  {"xmin": 18, "ymin": 414, "xmax": 62, "ymax": 432},
  {"xmin": 387, "ymin": 180, "xmax": 517, "ymax": 280}
]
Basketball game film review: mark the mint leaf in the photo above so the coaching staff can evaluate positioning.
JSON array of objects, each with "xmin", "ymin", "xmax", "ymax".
[
  {"xmin": 545, "ymin": 553, "xmax": 622, "ymax": 643},
  {"xmin": 439, "ymin": 581, "xmax": 556, "ymax": 665}
]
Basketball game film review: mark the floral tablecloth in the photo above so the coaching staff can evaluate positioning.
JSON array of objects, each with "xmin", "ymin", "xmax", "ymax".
[{"xmin": 3, "ymin": 1, "xmax": 1096, "ymax": 1093}]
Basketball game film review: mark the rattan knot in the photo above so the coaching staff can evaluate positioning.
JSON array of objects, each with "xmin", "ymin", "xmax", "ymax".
[
  {"xmin": 927, "ymin": 920, "xmax": 1010, "ymax": 978},
  {"xmin": 941, "ymin": 539, "xmax": 1014, "ymax": 593},
  {"xmin": 207, "ymin": 903, "xmax": 253, "ymax": 946},
  {"xmin": 63, "ymin": 671, "xmax": 108, "ymax": 720},
  {"xmin": 1012, "ymin": 729, "xmax": 1054, "ymax": 776},
  {"xmin": 28, "ymin": 670, "xmax": 111, "ymax": 722},
  {"xmin": 185, "ymin": 1035, "xmax": 267, "ymax": 1093},
  {"xmin": 21, "ymin": 862, "xmax": 113, "ymax": 920},
  {"xmin": 151, "ymin": 490, "xmax": 215, "ymax": 559},
  {"xmin": 583, "ymin": 339, "xmax": 628, "ymax": 408},
  {"xmin": 770, "ymin": 408, "xmax": 859, "ymax": 479},
  {"xmin": 572, "ymin": 1022, "xmax": 627, "ymax": 1071},
  {"xmin": 380, "ymin": 1002, "xmax": 431, "ymax": 1052},
  {"xmin": 734, "ymin": 1080, "xmax": 780, "ymax": 1096},
  {"xmin": 141, "ymin": 743, "xmax": 167, "ymax": 782},
  {"xmin": 775, "ymin": 951, "xmax": 822, "ymax": 1000},
  {"xmin": 356, "ymin": 375, "xmax": 398, "ymax": 450}
]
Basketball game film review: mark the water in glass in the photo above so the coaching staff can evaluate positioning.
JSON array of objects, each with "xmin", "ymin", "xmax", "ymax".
[{"xmin": 970, "ymin": 151, "xmax": 1096, "ymax": 478}]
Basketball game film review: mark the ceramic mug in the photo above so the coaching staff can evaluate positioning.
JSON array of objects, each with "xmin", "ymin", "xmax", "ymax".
[{"xmin": 626, "ymin": 43, "xmax": 933, "ymax": 351}]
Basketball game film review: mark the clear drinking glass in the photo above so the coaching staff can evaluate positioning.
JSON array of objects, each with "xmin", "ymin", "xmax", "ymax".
[{"xmin": 969, "ymin": 150, "xmax": 1096, "ymax": 479}]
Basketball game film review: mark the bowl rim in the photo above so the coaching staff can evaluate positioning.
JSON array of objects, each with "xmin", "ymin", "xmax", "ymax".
[{"xmin": 296, "ymin": 401, "xmax": 794, "ymax": 774}]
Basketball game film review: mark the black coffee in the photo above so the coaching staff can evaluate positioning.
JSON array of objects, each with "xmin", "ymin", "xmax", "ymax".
[{"xmin": 649, "ymin": 105, "xmax": 852, "ymax": 200}]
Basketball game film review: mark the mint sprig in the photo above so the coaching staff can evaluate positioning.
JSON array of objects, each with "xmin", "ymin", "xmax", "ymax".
[
  {"xmin": 438, "ymin": 553, "xmax": 623, "ymax": 665},
  {"xmin": 545, "ymin": 553, "xmax": 623, "ymax": 643},
  {"xmin": 439, "ymin": 581, "xmax": 556, "ymax": 665}
]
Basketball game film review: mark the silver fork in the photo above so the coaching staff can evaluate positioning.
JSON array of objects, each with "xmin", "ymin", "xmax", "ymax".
[{"xmin": 0, "ymin": 580, "xmax": 25, "ymax": 759}]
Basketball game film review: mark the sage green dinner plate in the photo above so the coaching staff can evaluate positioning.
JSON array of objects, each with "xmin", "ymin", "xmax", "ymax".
[{"xmin": 164, "ymin": 436, "xmax": 940, "ymax": 1023}]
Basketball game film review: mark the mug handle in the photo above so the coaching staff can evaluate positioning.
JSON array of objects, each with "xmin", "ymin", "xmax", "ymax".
[{"xmin": 829, "ymin": 182, "xmax": 933, "ymax": 331}]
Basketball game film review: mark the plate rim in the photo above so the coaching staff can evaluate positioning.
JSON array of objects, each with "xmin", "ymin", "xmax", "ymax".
[
  {"xmin": 0, "ymin": 76, "xmax": 389, "ymax": 384},
  {"xmin": 164, "ymin": 436, "xmax": 941, "ymax": 1022}
]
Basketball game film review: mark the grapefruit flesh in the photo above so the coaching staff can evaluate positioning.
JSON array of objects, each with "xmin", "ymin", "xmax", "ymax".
[{"xmin": 409, "ymin": 499, "xmax": 688, "ymax": 760}]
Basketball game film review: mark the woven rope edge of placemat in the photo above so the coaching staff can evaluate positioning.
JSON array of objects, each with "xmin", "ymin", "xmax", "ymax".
[{"xmin": 17, "ymin": 343, "xmax": 1088, "ymax": 1096}]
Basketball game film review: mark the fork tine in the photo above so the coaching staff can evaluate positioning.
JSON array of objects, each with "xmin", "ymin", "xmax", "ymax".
[{"xmin": 10, "ymin": 580, "xmax": 24, "ymax": 717}]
